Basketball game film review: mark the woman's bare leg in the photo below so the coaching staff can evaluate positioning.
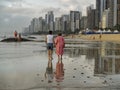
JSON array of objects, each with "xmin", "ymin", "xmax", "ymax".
[
  {"xmin": 48, "ymin": 50, "xmax": 51, "ymax": 60},
  {"xmin": 50, "ymin": 50, "xmax": 53, "ymax": 60},
  {"xmin": 60, "ymin": 55, "xmax": 62, "ymax": 60}
]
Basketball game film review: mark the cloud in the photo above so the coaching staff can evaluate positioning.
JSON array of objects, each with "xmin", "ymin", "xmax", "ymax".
[
  {"xmin": 0, "ymin": 0, "xmax": 95, "ymax": 32},
  {"xmin": 0, "ymin": 0, "xmax": 95, "ymax": 17}
]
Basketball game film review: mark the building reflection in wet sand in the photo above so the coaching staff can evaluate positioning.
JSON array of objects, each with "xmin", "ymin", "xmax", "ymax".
[
  {"xmin": 95, "ymin": 42, "xmax": 120, "ymax": 75},
  {"xmin": 64, "ymin": 42, "xmax": 120, "ymax": 75}
]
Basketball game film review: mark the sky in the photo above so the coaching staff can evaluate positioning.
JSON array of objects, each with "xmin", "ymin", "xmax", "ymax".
[{"xmin": 0, "ymin": 0, "xmax": 95, "ymax": 33}]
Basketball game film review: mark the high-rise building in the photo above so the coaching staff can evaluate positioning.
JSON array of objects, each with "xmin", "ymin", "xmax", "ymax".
[
  {"xmin": 39, "ymin": 17, "xmax": 44, "ymax": 32},
  {"xmin": 81, "ymin": 16, "xmax": 87, "ymax": 30},
  {"xmin": 32, "ymin": 18, "xmax": 41, "ymax": 32},
  {"xmin": 45, "ymin": 11, "xmax": 54, "ymax": 31},
  {"xmin": 101, "ymin": 9, "xmax": 109, "ymax": 29},
  {"xmin": 55, "ymin": 15, "xmax": 70, "ymax": 33},
  {"xmin": 70, "ymin": 11, "xmax": 81, "ymax": 32},
  {"xmin": 117, "ymin": 0, "xmax": 120, "ymax": 25},
  {"xmin": 96, "ymin": 0, "xmax": 119, "ymax": 28},
  {"xmin": 96, "ymin": 0, "xmax": 109, "ymax": 28},
  {"xmin": 55, "ymin": 17, "xmax": 61, "ymax": 31},
  {"xmin": 107, "ymin": 0, "xmax": 117, "ymax": 28},
  {"xmin": 29, "ymin": 20, "xmax": 34, "ymax": 33},
  {"xmin": 61, "ymin": 15, "xmax": 70, "ymax": 32},
  {"xmin": 87, "ymin": 5, "xmax": 96, "ymax": 29},
  {"xmin": 105, "ymin": 0, "xmax": 120, "ymax": 27}
]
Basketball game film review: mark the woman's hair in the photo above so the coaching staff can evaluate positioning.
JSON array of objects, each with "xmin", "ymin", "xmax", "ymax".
[
  {"xmin": 49, "ymin": 31, "xmax": 52, "ymax": 34},
  {"xmin": 58, "ymin": 33, "xmax": 62, "ymax": 36}
]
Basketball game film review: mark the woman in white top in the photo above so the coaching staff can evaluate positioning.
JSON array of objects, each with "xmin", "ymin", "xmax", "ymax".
[{"xmin": 45, "ymin": 31, "xmax": 54, "ymax": 61}]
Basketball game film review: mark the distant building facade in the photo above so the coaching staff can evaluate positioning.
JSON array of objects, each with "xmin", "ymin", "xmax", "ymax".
[
  {"xmin": 45, "ymin": 11, "xmax": 54, "ymax": 31},
  {"xmin": 55, "ymin": 17, "xmax": 61, "ymax": 31},
  {"xmin": 87, "ymin": 5, "xmax": 96, "ymax": 29},
  {"xmin": 81, "ymin": 16, "xmax": 87, "ymax": 30},
  {"xmin": 101, "ymin": 9, "xmax": 109, "ymax": 29},
  {"xmin": 61, "ymin": 15, "xmax": 70, "ymax": 32},
  {"xmin": 96, "ymin": 0, "xmax": 119, "ymax": 28},
  {"xmin": 70, "ymin": 11, "xmax": 81, "ymax": 32},
  {"xmin": 117, "ymin": 0, "xmax": 120, "ymax": 25}
]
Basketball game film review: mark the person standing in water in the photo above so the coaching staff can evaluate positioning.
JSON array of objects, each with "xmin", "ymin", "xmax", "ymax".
[
  {"xmin": 55, "ymin": 33, "xmax": 65, "ymax": 60},
  {"xmin": 45, "ymin": 31, "xmax": 54, "ymax": 61},
  {"xmin": 18, "ymin": 33, "xmax": 22, "ymax": 41},
  {"xmin": 14, "ymin": 30, "xmax": 18, "ymax": 39}
]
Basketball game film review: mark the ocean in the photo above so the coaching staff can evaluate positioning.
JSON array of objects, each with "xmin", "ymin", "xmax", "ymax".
[{"xmin": 0, "ymin": 33, "xmax": 46, "ymax": 61}]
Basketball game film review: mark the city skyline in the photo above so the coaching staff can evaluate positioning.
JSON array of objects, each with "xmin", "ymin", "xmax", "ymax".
[{"xmin": 0, "ymin": 0, "xmax": 95, "ymax": 33}]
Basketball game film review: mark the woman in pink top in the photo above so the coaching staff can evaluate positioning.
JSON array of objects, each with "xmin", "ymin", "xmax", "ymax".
[{"xmin": 55, "ymin": 33, "xmax": 65, "ymax": 60}]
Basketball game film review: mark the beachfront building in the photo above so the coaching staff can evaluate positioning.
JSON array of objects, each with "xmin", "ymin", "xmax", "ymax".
[
  {"xmin": 38, "ymin": 17, "xmax": 44, "ymax": 32},
  {"xmin": 117, "ymin": 0, "xmax": 120, "ymax": 25},
  {"xmin": 81, "ymin": 16, "xmax": 87, "ymax": 30},
  {"xmin": 55, "ymin": 15, "xmax": 70, "ymax": 33},
  {"xmin": 45, "ymin": 11, "xmax": 54, "ymax": 31},
  {"xmin": 24, "ymin": 17, "xmax": 45, "ymax": 34},
  {"xmin": 61, "ymin": 15, "xmax": 70, "ymax": 33},
  {"xmin": 96, "ymin": 0, "xmax": 120, "ymax": 28},
  {"xmin": 29, "ymin": 20, "xmax": 34, "ymax": 33},
  {"xmin": 55, "ymin": 17, "xmax": 61, "ymax": 31},
  {"xmin": 70, "ymin": 11, "xmax": 81, "ymax": 32},
  {"xmin": 87, "ymin": 5, "xmax": 96, "ymax": 30},
  {"xmin": 29, "ymin": 25, "xmax": 33, "ymax": 34},
  {"xmin": 107, "ymin": 0, "xmax": 117, "ymax": 28},
  {"xmin": 96, "ymin": 0, "xmax": 110, "ymax": 28},
  {"xmin": 101, "ymin": 9, "xmax": 109, "ymax": 29},
  {"xmin": 33, "ymin": 18, "xmax": 41, "ymax": 32}
]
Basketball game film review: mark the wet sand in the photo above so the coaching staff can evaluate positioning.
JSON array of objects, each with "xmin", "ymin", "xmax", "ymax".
[
  {"xmin": 0, "ymin": 54, "xmax": 116, "ymax": 90},
  {"xmin": 0, "ymin": 38, "xmax": 120, "ymax": 90}
]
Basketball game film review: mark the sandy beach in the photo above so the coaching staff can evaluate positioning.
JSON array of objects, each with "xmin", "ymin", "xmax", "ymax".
[
  {"xmin": 0, "ymin": 35, "xmax": 120, "ymax": 90},
  {"xmin": 66, "ymin": 34, "xmax": 120, "ymax": 43}
]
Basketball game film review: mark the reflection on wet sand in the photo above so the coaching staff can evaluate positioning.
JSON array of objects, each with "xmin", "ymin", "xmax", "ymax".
[
  {"xmin": 54, "ymin": 59, "xmax": 64, "ymax": 82},
  {"xmin": 45, "ymin": 58, "xmax": 64, "ymax": 84},
  {"xmin": 45, "ymin": 60, "xmax": 54, "ymax": 83},
  {"xmin": 64, "ymin": 41, "xmax": 120, "ymax": 75},
  {"xmin": 94, "ymin": 42, "xmax": 120, "ymax": 75},
  {"xmin": 1, "ymin": 40, "xmax": 120, "ymax": 89},
  {"xmin": 64, "ymin": 47, "xmax": 98, "ymax": 59}
]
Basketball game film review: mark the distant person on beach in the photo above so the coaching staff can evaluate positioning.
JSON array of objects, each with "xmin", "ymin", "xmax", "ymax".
[
  {"xmin": 45, "ymin": 31, "xmax": 54, "ymax": 61},
  {"xmin": 18, "ymin": 33, "xmax": 22, "ymax": 41},
  {"xmin": 14, "ymin": 30, "xmax": 18, "ymax": 39},
  {"xmin": 99, "ymin": 32, "xmax": 102, "ymax": 40},
  {"xmin": 55, "ymin": 33, "xmax": 65, "ymax": 60},
  {"xmin": 44, "ymin": 60, "xmax": 54, "ymax": 83}
]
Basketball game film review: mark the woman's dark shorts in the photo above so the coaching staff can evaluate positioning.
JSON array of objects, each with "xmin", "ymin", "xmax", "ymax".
[{"xmin": 47, "ymin": 43, "xmax": 53, "ymax": 50}]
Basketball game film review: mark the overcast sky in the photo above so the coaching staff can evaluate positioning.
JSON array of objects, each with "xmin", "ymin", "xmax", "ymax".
[{"xmin": 0, "ymin": 0, "xmax": 95, "ymax": 33}]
